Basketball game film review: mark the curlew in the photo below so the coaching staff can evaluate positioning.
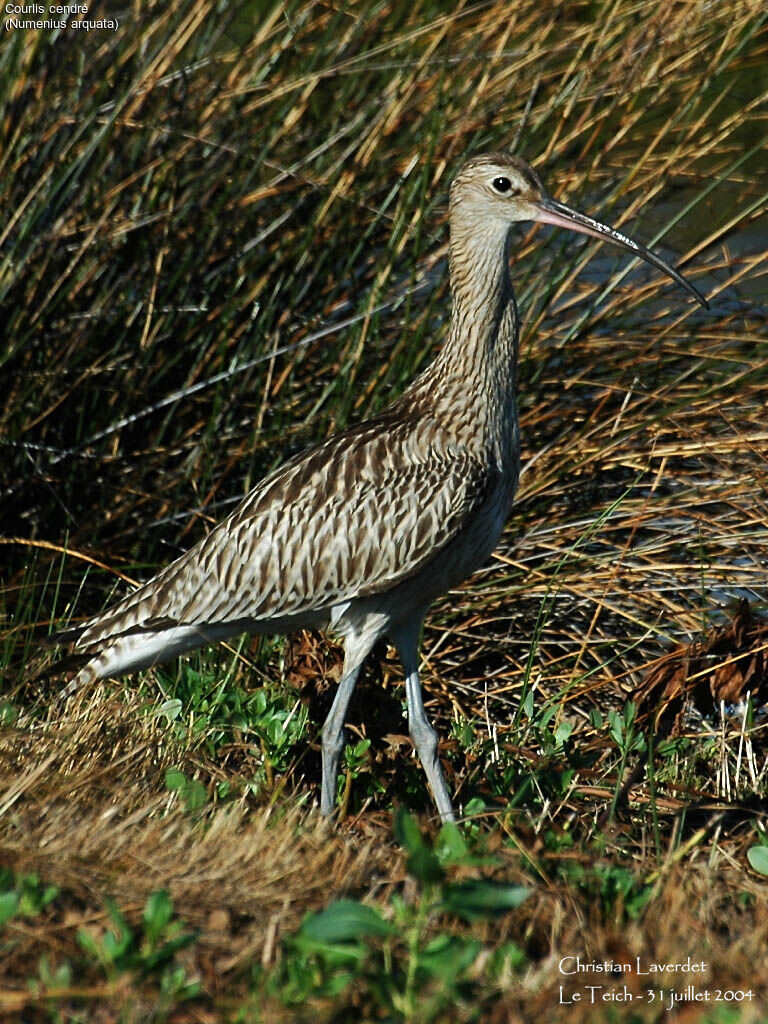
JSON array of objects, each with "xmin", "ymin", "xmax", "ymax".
[{"xmin": 53, "ymin": 154, "xmax": 707, "ymax": 822}]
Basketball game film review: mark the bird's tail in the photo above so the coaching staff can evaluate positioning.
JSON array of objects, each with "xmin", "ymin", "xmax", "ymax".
[
  {"xmin": 39, "ymin": 623, "xmax": 88, "ymax": 648},
  {"xmin": 25, "ymin": 646, "xmax": 99, "ymax": 697}
]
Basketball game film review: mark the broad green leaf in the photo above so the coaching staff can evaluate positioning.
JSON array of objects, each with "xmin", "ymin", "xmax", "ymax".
[
  {"xmin": 156, "ymin": 698, "xmax": 182, "ymax": 721},
  {"xmin": 165, "ymin": 768, "xmax": 187, "ymax": 791},
  {"xmin": 182, "ymin": 779, "xmax": 208, "ymax": 811},
  {"xmin": 394, "ymin": 809, "xmax": 444, "ymax": 883},
  {"xmin": 143, "ymin": 889, "xmax": 173, "ymax": 940},
  {"xmin": 436, "ymin": 821, "xmax": 470, "ymax": 864},
  {"xmin": 0, "ymin": 890, "xmax": 19, "ymax": 926},
  {"xmin": 538, "ymin": 707, "xmax": 556, "ymax": 730},
  {"xmin": 554, "ymin": 721, "xmax": 574, "ymax": 746},
  {"xmin": 289, "ymin": 936, "xmax": 369, "ymax": 965},
  {"xmin": 76, "ymin": 928, "xmax": 102, "ymax": 959},
  {"xmin": 416, "ymin": 935, "xmax": 481, "ymax": 983},
  {"xmin": 299, "ymin": 900, "xmax": 394, "ymax": 942},
  {"xmin": 442, "ymin": 880, "xmax": 529, "ymax": 921},
  {"xmin": 463, "ymin": 796, "xmax": 487, "ymax": 818},
  {"xmin": 393, "ymin": 807, "xmax": 426, "ymax": 856},
  {"xmin": 407, "ymin": 846, "xmax": 445, "ymax": 884},
  {"xmin": 747, "ymin": 845, "xmax": 768, "ymax": 876}
]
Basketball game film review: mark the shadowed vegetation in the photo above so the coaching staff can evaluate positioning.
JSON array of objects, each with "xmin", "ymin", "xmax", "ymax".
[{"xmin": 1, "ymin": 0, "xmax": 767, "ymax": 1019}]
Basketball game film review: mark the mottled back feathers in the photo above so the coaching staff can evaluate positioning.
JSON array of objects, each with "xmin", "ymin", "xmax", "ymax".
[{"xmin": 71, "ymin": 413, "xmax": 498, "ymax": 653}]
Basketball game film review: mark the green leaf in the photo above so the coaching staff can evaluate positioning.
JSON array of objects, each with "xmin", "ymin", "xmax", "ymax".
[
  {"xmin": 0, "ymin": 701, "xmax": 18, "ymax": 726},
  {"xmin": 436, "ymin": 821, "xmax": 471, "ymax": 865},
  {"xmin": 156, "ymin": 698, "xmax": 183, "ymax": 721},
  {"xmin": 538, "ymin": 706, "xmax": 556, "ymax": 730},
  {"xmin": 554, "ymin": 720, "xmax": 574, "ymax": 746},
  {"xmin": 0, "ymin": 890, "xmax": 19, "ymax": 926},
  {"xmin": 521, "ymin": 690, "xmax": 534, "ymax": 719},
  {"xmin": 182, "ymin": 778, "xmax": 207, "ymax": 811},
  {"xmin": 416, "ymin": 935, "xmax": 481, "ymax": 983},
  {"xmin": 608, "ymin": 709, "xmax": 623, "ymax": 744},
  {"xmin": 18, "ymin": 876, "xmax": 60, "ymax": 916},
  {"xmin": 299, "ymin": 900, "xmax": 394, "ymax": 942},
  {"xmin": 408, "ymin": 846, "xmax": 445, "ymax": 884},
  {"xmin": 40, "ymin": 884, "xmax": 60, "ymax": 909},
  {"xmin": 393, "ymin": 807, "xmax": 425, "ymax": 856},
  {"xmin": 142, "ymin": 931, "xmax": 198, "ymax": 971},
  {"xmin": 76, "ymin": 928, "xmax": 102, "ymax": 959},
  {"xmin": 104, "ymin": 897, "xmax": 133, "ymax": 959},
  {"xmin": 394, "ymin": 808, "xmax": 444, "ymax": 883},
  {"xmin": 490, "ymin": 940, "xmax": 528, "ymax": 973},
  {"xmin": 289, "ymin": 936, "xmax": 369, "ymax": 965},
  {"xmin": 165, "ymin": 768, "xmax": 187, "ymax": 791},
  {"xmin": 102, "ymin": 931, "xmax": 125, "ymax": 962},
  {"xmin": 747, "ymin": 845, "xmax": 768, "ymax": 876},
  {"xmin": 37, "ymin": 954, "xmax": 72, "ymax": 989},
  {"xmin": 353, "ymin": 739, "xmax": 371, "ymax": 756},
  {"xmin": 442, "ymin": 880, "xmax": 529, "ymax": 921},
  {"xmin": 143, "ymin": 890, "xmax": 173, "ymax": 942},
  {"xmin": 463, "ymin": 796, "xmax": 486, "ymax": 818},
  {"xmin": 105, "ymin": 897, "xmax": 129, "ymax": 932}
]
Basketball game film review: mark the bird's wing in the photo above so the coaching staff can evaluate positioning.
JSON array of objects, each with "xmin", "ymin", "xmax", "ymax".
[{"xmin": 70, "ymin": 418, "xmax": 497, "ymax": 650}]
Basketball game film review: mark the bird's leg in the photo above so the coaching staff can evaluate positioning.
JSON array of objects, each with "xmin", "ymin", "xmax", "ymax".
[
  {"xmin": 404, "ymin": 668, "xmax": 456, "ymax": 823},
  {"xmin": 320, "ymin": 648, "xmax": 366, "ymax": 817},
  {"xmin": 393, "ymin": 624, "xmax": 456, "ymax": 823}
]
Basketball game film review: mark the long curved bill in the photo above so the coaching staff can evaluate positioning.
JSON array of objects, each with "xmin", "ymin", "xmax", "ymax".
[{"xmin": 534, "ymin": 197, "xmax": 709, "ymax": 309}]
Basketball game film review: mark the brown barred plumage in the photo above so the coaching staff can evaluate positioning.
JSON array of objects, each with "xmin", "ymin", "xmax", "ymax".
[{"xmin": 52, "ymin": 154, "xmax": 707, "ymax": 821}]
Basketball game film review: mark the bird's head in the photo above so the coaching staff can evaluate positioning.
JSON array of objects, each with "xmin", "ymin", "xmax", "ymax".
[{"xmin": 450, "ymin": 153, "xmax": 708, "ymax": 308}]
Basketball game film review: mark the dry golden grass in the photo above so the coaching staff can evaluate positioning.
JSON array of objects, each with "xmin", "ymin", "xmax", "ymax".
[{"xmin": 1, "ymin": 687, "xmax": 767, "ymax": 1021}]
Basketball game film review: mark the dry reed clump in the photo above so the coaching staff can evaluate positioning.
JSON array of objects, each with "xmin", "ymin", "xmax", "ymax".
[{"xmin": 633, "ymin": 599, "xmax": 768, "ymax": 733}]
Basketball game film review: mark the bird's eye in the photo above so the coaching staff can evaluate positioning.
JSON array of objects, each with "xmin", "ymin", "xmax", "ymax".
[{"xmin": 491, "ymin": 176, "xmax": 513, "ymax": 194}]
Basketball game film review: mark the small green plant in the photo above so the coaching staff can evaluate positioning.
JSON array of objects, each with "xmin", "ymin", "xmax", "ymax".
[
  {"xmin": 0, "ymin": 700, "xmax": 18, "ymax": 726},
  {"xmin": 606, "ymin": 701, "xmax": 646, "ymax": 821},
  {"xmin": 337, "ymin": 736, "xmax": 384, "ymax": 816},
  {"xmin": 451, "ymin": 717, "xmax": 484, "ymax": 757},
  {"xmin": 530, "ymin": 704, "xmax": 575, "ymax": 757},
  {"xmin": 165, "ymin": 767, "xmax": 208, "ymax": 811},
  {"xmin": 592, "ymin": 863, "xmax": 653, "ymax": 919},
  {"xmin": 0, "ymin": 870, "xmax": 60, "ymax": 927},
  {"xmin": 555, "ymin": 856, "xmax": 653, "ymax": 921},
  {"xmin": 76, "ymin": 889, "xmax": 200, "ymax": 998},
  {"xmin": 35, "ymin": 954, "xmax": 74, "ymax": 990},
  {"xmin": 472, "ymin": 696, "xmax": 583, "ymax": 816},
  {"xmin": 264, "ymin": 810, "xmax": 529, "ymax": 1020},
  {"xmin": 155, "ymin": 661, "xmax": 309, "ymax": 797},
  {"xmin": 607, "ymin": 702, "xmax": 645, "ymax": 758},
  {"xmin": 157, "ymin": 662, "xmax": 306, "ymax": 754},
  {"xmin": 249, "ymin": 687, "xmax": 309, "ymax": 779}
]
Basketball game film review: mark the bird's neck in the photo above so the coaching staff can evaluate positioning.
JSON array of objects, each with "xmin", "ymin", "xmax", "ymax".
[
  {"xmin": 443, "ymin": 219, "xmax": 517, "ymax": 370},
  {"xmin": 411, "ymin": 219, "xmax": 520, "ymax": 464}
]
